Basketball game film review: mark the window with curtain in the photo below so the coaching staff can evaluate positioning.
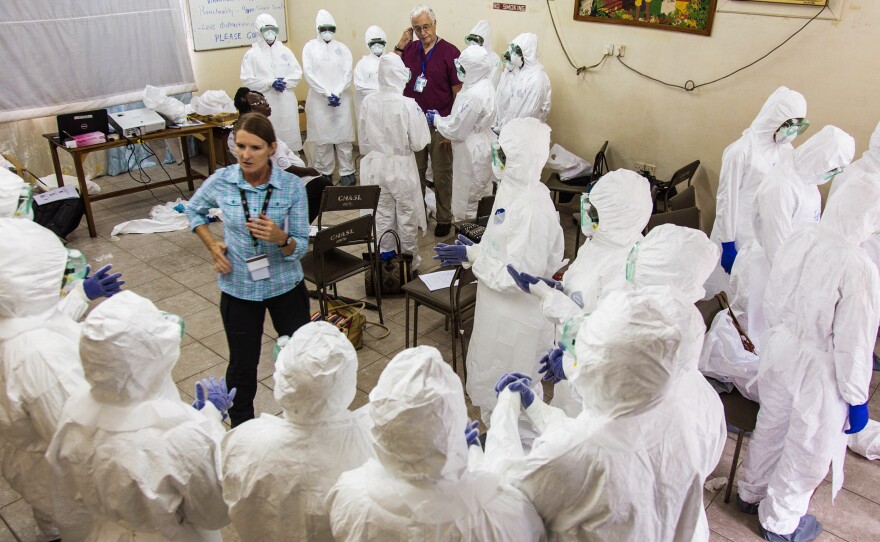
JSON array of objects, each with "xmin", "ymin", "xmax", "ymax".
[{"xmin": 0, "ymin": 0, "xmax": 196, "ymax": 123}]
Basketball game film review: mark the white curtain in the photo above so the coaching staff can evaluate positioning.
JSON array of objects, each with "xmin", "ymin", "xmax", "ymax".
[{"xmin": 0, "ymin": 0, "xmax": 196, "ymax": 123}]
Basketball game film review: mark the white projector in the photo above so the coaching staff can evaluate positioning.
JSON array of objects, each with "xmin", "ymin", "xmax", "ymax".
[{"xmin": 109, "ymin": 108, "xmax": 166, "ymax": 138}]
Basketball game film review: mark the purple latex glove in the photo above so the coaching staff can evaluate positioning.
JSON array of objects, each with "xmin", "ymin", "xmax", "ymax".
[
  {"xmin": 508, "ymin": 378, "xmax": 535, "ymax": 408},
  {"xmin": 433, "ymin": 243, "xmax": 468, "ymax": 266},
  {"xmin": 538, "ymin": 342, "xmax": 566, "ymax": 383},
  {"xmin": 272, "ymin": 78, "xmax": 287, "ymax": 92},
  {"xmin": 82, "ymin": 264, "xmax": 124, "ymax": 300},
  {"xmin": 494, "ymin": 372, "xmax": 532, "ymax": 396},
  {"xmin": 465, "ymin": 420, "xmax": 480, "ymax": 447},
  {"xmin": 194, "ymin": 376, "xmax": 237, "ymax": 420},
  {"xmin": 506, "ymin": 264, "xmax": 563, "ymax": 294}
]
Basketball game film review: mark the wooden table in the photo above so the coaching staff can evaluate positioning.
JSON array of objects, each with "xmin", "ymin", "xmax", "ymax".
[{"xmin": 44, "ymin": 124, "xmax": 216, "ymax": 237}]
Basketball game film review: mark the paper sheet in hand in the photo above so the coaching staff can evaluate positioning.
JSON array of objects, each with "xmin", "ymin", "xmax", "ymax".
[
  {"xmin": 419, "ymin": 270, "xmax": 457, "ymax": 291},
  {"xmin": 33, "ymin": 185, "xmax": 79, "ymax": 205}
]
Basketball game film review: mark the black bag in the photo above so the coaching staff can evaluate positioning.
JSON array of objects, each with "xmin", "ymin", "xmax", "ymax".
[
  {"xmin": 364, "ymin": 230, "xmax": 414, "ymax": 296},
  {"xmin": 34, "ymin": 195, "xmax": 84, "ymax": 239}
]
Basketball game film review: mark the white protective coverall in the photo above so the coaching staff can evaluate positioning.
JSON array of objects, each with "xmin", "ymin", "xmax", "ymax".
[
  {"xmin": 302, "ymin": 10, "xmax": 356, "ymax": 177},
  {"xmin": 353, "ymin": 25, "xmax": 386, "ymax": 123},
  {"xmin": 240, "ymin": 14, "xmax": 303, "ymax": 152},
  {"xmin": 527, "ymin": 169, "xmax": 652, "ymax": 416},
  {"xmin": 434, "ymin": 45, "xmax": 496, "ymax": 222},
  {"xmin": 327, "ymin": 346, "xmax": 545, "ymax": 541},
  {"xmin": 492, "ymin": 33, "xmax": 551, "ymax": 134},
  {"xmin": 705, "ymin": 86, "xmax": 806, "ymax": 296},
  {"xmin": 737, "ymin": 176, "xmax": 880, "ymax": 536},
  {"xmin": 468, "ymin": 20, "xmax": 501, "ymax": 87},
  {"xmin": 463, "ymin": 117, "xmax": 565, "ymax": 419},
  {"xmin": 47, "ymin": 291, "xmax": 229, "ymax": 541},
  {"xmin": 0, "ymin": 219, "xmax": 88, "ymax": 542},
  {"xmin": 729, "ymin": 125, "xmax": 855, "ymax": 343},
  {"xmin": 483, "ymin": 290, "xmax": 720, "ymax": 541},
  {"xmin": 359, "ymin": 54, "xmax": 431, "ymax": 268},
  {"xmin": 220, "ymin": 322, "xmax": 372, "ymax": 541},
  {"xmin": 0, "ymin": 166, "xmax": 25, "ymax": 217}
]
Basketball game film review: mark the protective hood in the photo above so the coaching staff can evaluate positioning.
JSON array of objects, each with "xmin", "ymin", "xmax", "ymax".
[
  {"xmin": 254, "ymin": 13, "xmax": 277, "ymax": 33},
  {"xmin": 0, "ymin": 218, "xmax": 67, "ymax": 318},
  {"xmin": 274, "ymin": 321, "xmax": 358, "ymax": 423},
  {"xmin": 823, "ymin": 173, "xmax": 880, "ymax": 246},
  {"xmin": 749, "ymin": 86, "xmax": 807, "ymax": 139},
  {"xmin": 860, "ymin": 119, "xmax": 880, "ymax": 172},
  {"xmin": 792, "ymin": 125, "xmax": 855, "ymax": 185},
  {"xmin": 589, "ymin": 169, "xmax": 653, "ymax": 247},
  {"xmin": 364, "ymin": 25, "xmax": 387, "ymax": 48},
  {"xmin": 511, "ymin": 33, "xmax": 539, "ymax": 69},
  {"xmin": 458, "ymin": 45, "xmax": 491, "ymax": 86},
  {"xmin": 315, "ymin": 9, "xmax": 336, "ymax": 37},
  {"xmin": 630, "ymin": 224, "xmax": 720, "ymax": 302},
  {"xmin": 369, "ymin": 346, "xmax": 468, "ymax": 482},
  {"xmin": 469, "ymin": 20, "xmax": 493, "ymax": 57},
  {"xmin": 497, "ymin": 117, "xmax": 550, "ymax": 191},
  {"xmin": 572, "ymin": 290, "xmax": 680, "ymax": 419},
  {"xmin": 0, "ymin": 168, "xmax": 24, "ymax": 217},
  {"xmin": 79, "ymin": 291, "xmax": 180, "ymax": 405},
  {"xmin": 378, "ymin": 53, "xmax": 409, "ymax": 93}
]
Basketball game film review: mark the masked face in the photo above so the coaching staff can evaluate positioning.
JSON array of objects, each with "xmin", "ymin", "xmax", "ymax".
[
  {"xmin": 318, "ymin": 24, "xmax": 336, "ymax": 42},
  {"xmin": 260, "ymin": 26, "xmax": 278, "ymax": 45},
  {"xmin": 369, "ymin": 40, "xmax": 386, "ymax": 56},
  {"xmin": 508, "ymin": 44, "xmax": 524, "ymax": 69},
  {"xmin": 465, "ymin": 33, "xmax": 484, "ymax": 47},
  {"xmin": 503, "ymin": 51, "xmax": 514, "ymax": 72},
  {"xmin": 454, "ymin": 58, "xmax": 466, "ymax": 81},
  {"xmin": 61, "ymin": 248, "xmax": 88, "ymax": 294},
  {"xmin": 406, "ymin": 68, "xmax": 413, "ymax": 83},
  {"xmin": 822, "ymin": 166, "xmax": 845, "ymax": 182},
  {"xmin": 560, "ymin": 313, "xmax": 587, "ymax": 358},
  {"xmin": 160, "ymin": 311, "xmax": 186, "ymax": 341},
  {"xmin": 624, "ymin": 241, "xmax": 642, "ymax": 283},
  {"xmin": 491, "ymin": 140, "xmax": 506, "ymax": 181},
  {"xmin": 14, "ymin": 184, "xmax": 33, "ymax": 219},
  {"xmin": 580, "ymin": 193, "xmax": 598, "ymax": 237},
  {"xmin": 774, "ymin": 118, "xmax": 810, "ymax": 144}
]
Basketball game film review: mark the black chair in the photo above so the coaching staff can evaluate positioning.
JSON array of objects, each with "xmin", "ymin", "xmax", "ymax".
[
  {"xmin": 644, "ymin": 206, "xmax": 701, "ymax": 233},
  {"xmin": 316, "ymin": 185, "xmax": 381, "ymax": 229},
  {"xmin": 546, "ymin": 141, "xmax": 609, "ymax": 204},
  {"xmin": 476, "ymin": 195, "xmax": 495, "ymax": 221},
  {"xmin": 652, "ymin": 159, "xmax": 700, "ymax": 213},
  {"xmin": 667, "ymin": 184, "xmax": 696, "ymax": 211}
]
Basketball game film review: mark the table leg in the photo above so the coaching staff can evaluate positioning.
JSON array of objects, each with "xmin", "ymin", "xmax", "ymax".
[
  {"xmin": 181, "ymin": 136, "xmax": 195, "ymax": 192},
  {"xmin": 73, "ymin": 154, "xmax": 96, "ymax": 238},
  {"xmin": 48, "ymin": 141, "xmax": 64, "ymax": 187},
  {"xmin": 206, "ymin": 128, "xmax": 216, "ymax": 176}
]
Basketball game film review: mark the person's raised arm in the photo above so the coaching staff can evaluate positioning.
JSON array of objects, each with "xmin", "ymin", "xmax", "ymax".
[{"xmin": 394, "ymin": 27, "xmax": 414, "ymax": 56}]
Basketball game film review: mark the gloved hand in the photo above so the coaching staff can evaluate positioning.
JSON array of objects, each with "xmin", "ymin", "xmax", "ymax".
[
  {"xmin": 82, "ymin": 264, "xmax": 124, "ymax": 300},
  {"xmin": 494, "ymin": 372, "xmax": 531, "ymax": 395},
  {"xmin": 538, "ymin": 343, "xmax": 566, "ymax": 383},
  {"xmin": 720, "ymin": 241, "xmax": 738, "ymax": 274},
  {"xmin": 456, "ymin": 234, "xmax": 474, "ymax": 246},
  {"xmin": 845, "ymin": 402, "xmax": 870, "ymax": 434},
  {"xmin": 272, "ymin": 78, "xmax": 287, "ymax": 92},
  {"xmin": 433, "ymin": 242, "xmax": 468, "ymax": 266},
  {"xmin": 426, "ymin": 109, "xmax": 438, "ymax": 127},
  {"xmin": 194, "ymin": 376, "xmax": 237, "ymax": 420},
  {"xmin": 506, "ymin": 264, "xmax": 562, "ymax": 294},
  {"xmin": 465, "ymin": 420, "xmax": 480, "ymax": 447},
  {"xmin": 328, "ymin": 94, "xmax": 341, "ymax": 107},
  {"xmin": 508, "ymin": 378, "xmax": 535, "ymax": 408}
]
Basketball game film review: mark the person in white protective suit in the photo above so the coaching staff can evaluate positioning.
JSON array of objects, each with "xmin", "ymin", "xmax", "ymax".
[
  {"xmin": 353, "ymin": 25, "xmax": 387, "ymax": 123},
  {"xmin": 0, "ymin": 166, "xmax": 33, "ymax": 218},
  {"xmin": 491, "ymin": 33, "xmax": 551, "ymax": 135},
  {"xmin": 506, "ymin": 169, "xmax": 652, "ymax": 416},
  {"xmin": 434, "ymin": 117, "xmax": 564, "ymax": 422},
  {"xmin": 484, "ymin": 290, "xmax": 720, "ymax": 542},
  {"xmin": 433, "ymin": 44, "xmax": 496, "ymax": 222},
  {"xmin": 728, "ymin": 125, "xmax": 855, "ymax": 344},
  {"xmin": 707, "ymin": 86, "xmax": 807, "ymax": 294},
  {"xmin": 241, "ymin": 14, "xmax": 304, "ymax": 153},
  {"xmin": 359, "ymin": 53, "xmax": 431, "ymax": 269},
  {"xmin": 736, "ymin": 177, "xmax": 880, "ymax": 542},
  {"xmin": 220, "ymin": 321, "xmax": 373, "ymax": 541},
  {"xmin": 0, "ymin": 219, "xmax": 90, "ymax": 542},
  {"xmin": 47, "ymin": 291, "xmax": 231, "ymax": 541},
  {"xmin": 302, "ymin": 10, "xmax": 357, "ymax": 186},
  {"xmin": 465, "ymin": 20, "xmax": 501, "ymax": 87},
  {"xmin": 327, "ymin": 346, "xmax": 545, "ymax": 541}
]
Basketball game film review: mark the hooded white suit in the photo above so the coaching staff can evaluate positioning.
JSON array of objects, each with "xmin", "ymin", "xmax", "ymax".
[
  {"xmin": 240, "ymin": 14, "xmax": 304, "ymax": 152},
  {"xmin": 327, "ymin": 346, "xmax": 545, "ymax": 541},
  {"xmin": 434, "ymin": 45, "xmax": 496, "ymax": 221},
  {"xmin": 359, "ymin": 54, "xmax": 431, "ymax": 268},
  {"xmin": 738, "ymin": 176, "xmax": 880, "ymax": 536},
  {"xmin": 302, "ymin": 10, "xmax": 356, "ymax": 177},
  {"xmin": 0, "ymin": 219, "xmax": 88, "ymax": 542},
  {"xmin": 464, "ymin": 117, "xmax": 564, "ymax": 418},
  {"xmin": 220, "ymin": 322, "xmax": 373, "ymax": 541},
  {"xmin": 729, "ymin": 125, "xmax": 855, "ymax": 344},
  {"xmin": 47, "ymin": 292, "xmax": 229, "ymax": 541},
  {"xmin": 492, "ymin": 33, "xmax": 551, "ymax": 134},
  {"xmin": 353, "ymin": 25, "xmax": 387, "ymax": 123},
  {"xmin": 467, "ymin": 20, "xmax": 501, "ymax": 87}
]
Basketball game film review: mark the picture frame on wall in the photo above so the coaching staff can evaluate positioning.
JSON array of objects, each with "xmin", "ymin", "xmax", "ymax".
[
  {"xmin": 740, "ymin": 0, "xmax": 826, "ymax": 5},
  {"xmin": 574, "ymin": 0, "xmax": 717, "ymax": 36}
]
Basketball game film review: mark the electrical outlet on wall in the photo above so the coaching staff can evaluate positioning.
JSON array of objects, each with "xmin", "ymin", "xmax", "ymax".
[
  {"xmin": 643, "ymin": 163, "xmax": 656, "ymax": 176},
  {"xmin": 634, "ymin": 161, "xmax": 645, "ymax": 172},
  {"xmin": 604, "ymin": 43, "xmax": 614, "ymax": 56},
  {"xmin": 616, "ymin": 44, "xmax": 626, "ymax": 57}
]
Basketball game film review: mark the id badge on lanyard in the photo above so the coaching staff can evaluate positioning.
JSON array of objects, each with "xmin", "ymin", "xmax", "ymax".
[
  {"xmin": 414, "ymin": 42, "xmax": 435, "ymax": 93},
  {"xmin": 241, "ymin": 185, "xmax": 275, "ymax": 281}
]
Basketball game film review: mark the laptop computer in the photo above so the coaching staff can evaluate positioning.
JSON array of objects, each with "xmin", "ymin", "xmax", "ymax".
[{"xmin": 56, "ymin": 109, "xmax": 109, "ymax": 141}]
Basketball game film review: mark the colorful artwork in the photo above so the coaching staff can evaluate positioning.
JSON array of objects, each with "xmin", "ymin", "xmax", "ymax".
[{"xmin": 575, "ymin": 0, "xmax": 717, "ymax": 36}]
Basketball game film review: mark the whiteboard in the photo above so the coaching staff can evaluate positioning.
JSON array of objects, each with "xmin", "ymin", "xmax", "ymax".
[{"xmin": 188, "ymin": 0, "xmax": 288, "ymax": 52}]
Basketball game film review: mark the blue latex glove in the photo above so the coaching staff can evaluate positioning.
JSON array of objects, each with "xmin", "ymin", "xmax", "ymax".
[
  {"xmin": 508, "ymin": 378, "xmax": 535, "ymax": 408},
  {"xmin": 465, "ymin": 420, "xmax": 480, "ymax": 447},
  {"xmin": 192, "ymin": 384, "xmax": 206, "ymax": 410},
  {"xmin": 506, "ymin": 264, "xmax": 562, "ymax": 294},
  {"xmin": 494, "ymin": 372, "xmax": 532, "ymax": 396},
  {"xmin": 538, "ymin": 343, "xmax": 566, "ymax": 383},
  {"xmin": 272, "ymin": 78, "xmax": 286, "ymax": 92},
  {"xmin": 845, "ymin": 402, "xmax": 869, "ymax": 434},
  {"xmin": 426, "ymin": 109, "xmax": 438, "ymax": 127},
  {"xmin": 194, "ymin": 376, "xmax": 237, "ymax": 420},
  {"xmin": 328, "ymin": 94, "xmax": 341, "ymax": 107},
  {"xmin": 456, "ymin": 234, "xmax": 474, "ymax": 246},
  {"xmin": 82, "ymin": 264, "xmax": 124, "ymax": 300},
  {"xmin": 433, "ymin": 242, "xmax": 468, "ymax": 266},
  {"xmin": 720, "ymin": 241, "xmax": 738, "ymax": 274}
]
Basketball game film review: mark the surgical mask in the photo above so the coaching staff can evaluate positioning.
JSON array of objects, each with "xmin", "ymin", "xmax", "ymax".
[
  {"xmin": 14, "ymin": 184, "xmax": 33, "ymax": 219},
  {"xmin": 822, "ymin": 166, "xmax": 845, "ymax": 182},
  {"xmin": 465, "ymin": 34, "xmax": 484, "ymax": 47},
  {"xmin": 625, "ymin": 241, "xmax": 642, "ymax": 283},
  {"xmin": 454, "ymin": 58, "xmax": 466, "ymax": 81},
  {"xmin": 491, "ymin": 140, "xmax": 506, "ymax": 180},
  {"xmin": 161, "ymin": 311, "xmax": 186, "ymax": 340},
  {"xmin": 774, "ymin": 118, "xmax": 810, "ymax": 144},
  {"xmin": 560, "ymin": 313, "xmax": 587, "ymax": 357},
  {"xmin": 274, "ymin": 335, "xmax": 290, "ymax": 360},
  {"xmin": 321, "ymin": 31, "xmax": 334, "ymax": 42},
  {"xmin": 406, "ymin": 68, "xmax": 412, "ymax": 83},
  {"xmin": 503, "ymin": 51, "xmax": 514, "ymax": 72},
  {"xmin": 261, "ymin": 28, "xmax": 278, "ymax": 45},
  {"xmin": 508, "ymin": 44, "xmax": 524, "ymax": 69},
  {"xmin": 369, "ymin": 42, "xmax": 386, "ymax": 56},
  {"xmin": 580, "ymin": 193, "xmax": 598, "ymax": 237},
  {"xmin": 61, "ymin": 248, "xmax": 88, "ymax": 294}
]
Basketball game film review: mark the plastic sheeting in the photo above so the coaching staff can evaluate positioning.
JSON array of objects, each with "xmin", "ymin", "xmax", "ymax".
[
  {"xmin": 546, "ymin": 143, "xmax": 591, "ymax": 181},
  {"xmin": 699, "ymin": 310, "xmax": 760, "ymax": 401},
  {"xmin": 110, "ymin": 199, "xmax": 189, "ymax": 238}
]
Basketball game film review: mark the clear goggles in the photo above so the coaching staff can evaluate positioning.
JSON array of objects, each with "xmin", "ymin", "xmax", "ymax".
[
  {"xmin": 61, "ymin": 249, "xmax": 88, "ymax": 292},
  {"xmin": 465, "ymin": 34, "xmax": 484, "ymax": 47},
  {"xmin": 503, "ymin": 51, "xmax": 511, "ymax": 63},
  {"xmin": 822, "ymin": 165, "xmax": 846, "ymax": 181},
  {"xmin": 777, "ymin": 118, "xmax": 810, "ymax": 138},
  {"xmin": 318, "ymin": 25, "xmax": 336, "ymax": 33},
  {"xmin": 625, "ymin": 240, "xmax": 642, "ymax": 282},
  {"xmin": 260, "ymin": 25, "xmax": 279, "ymax": 34},
  {"xmin": 560, "ymin": 313, "xmax": 588, "ymax": 358},
  {"xmin": 368, "ymin": 39, "xmax": 386, "ymax": 47},
  {"xmin": 161, "ymin": 311, "xmax": 186, "ymax": 340},
  {"xmin": 507, "ymin": 43, "xmax": 523, "ymax": 58},
  {"xmin": 491, "ymin": 141, "xmax": 506, "ymax": 167},
  {"xmin": 15, "ymin": 184, "xmax": 33, "ymax": 218},
  {"xmin": 454, "ymin": 58, "xmax": 466, "ymax": 76}
]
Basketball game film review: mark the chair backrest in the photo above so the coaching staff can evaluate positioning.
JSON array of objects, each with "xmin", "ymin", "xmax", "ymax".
[
  {"xmin": 591, "ymin": 141, "xmax": 609, "ymax": 184},
  {"xmin": 451, "ymin": 266, "xmax": 478, "ymax": 319},
  {"xmin": 645, "ymin": 206, "xmax": 700, "ymax": 233},
  {"xmin": 313, "ymin": 214, "xmax": 375, "ymax": 252},
  {"xmin": 317, "ymin": 186, "xmax": 381, "ymax": 222},
  {"xmin": 476, "ymin": 195, "xmax": 496, "ymax": 220},
  {"xmin": 667, "ymin": 185, "xmax": 696, "ymax": 210},
  {"xmin": 670, "ymin": 159, "xmax": 700, "ymax": 189}
]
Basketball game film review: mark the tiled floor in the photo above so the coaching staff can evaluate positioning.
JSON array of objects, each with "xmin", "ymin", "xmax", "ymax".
[{"xmin": 2, "ymin": 157, "xmax": 879, "ymax": 541}]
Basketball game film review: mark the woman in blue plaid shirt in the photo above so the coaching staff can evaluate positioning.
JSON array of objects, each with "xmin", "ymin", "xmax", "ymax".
[{"xmin": 187, "ymin": 113, "xmax": 311, "ymax": 427}]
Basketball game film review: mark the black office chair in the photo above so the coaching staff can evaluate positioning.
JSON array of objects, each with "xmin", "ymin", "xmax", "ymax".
[
  {"xmin": 645, "ymin": 206, "xmax": 701, "ymax": 233},
  {"xmin": 652, "ymin": 159, "xmax": 700, "ymax": 213}
]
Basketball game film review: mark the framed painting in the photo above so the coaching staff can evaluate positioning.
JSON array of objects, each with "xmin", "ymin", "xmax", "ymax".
[{"xmin": 574, "ymin": 0, "xmax": 717, "ymax": 36}]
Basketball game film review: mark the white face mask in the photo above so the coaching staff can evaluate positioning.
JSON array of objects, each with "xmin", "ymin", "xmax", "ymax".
[
  {"xmin": 511, "ymin": 53, "xmax": 524, "ymax": 69},
  {"xmin": 580, "ymin": 194, "xmax": 597, "ymax": 237},
  {"xmin": 321, "ymin": 31, "xmax": 334, "ymax": 42},
  {"xmin": 261, "ymin": 29, "xmax": 277, "ymax": 45},
  {"xmin": 370, "ymin": 43, "xmax": 385, "ymax": 56},
  {"xmin": 492, "ymin": 162, "xmax": 504, "ymax": 181}
]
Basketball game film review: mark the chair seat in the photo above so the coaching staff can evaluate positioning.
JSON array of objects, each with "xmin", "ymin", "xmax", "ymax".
[
  {"xmin": 403, "ymin": 275, "xmax": 478, "ymax": 313},
  {"xmin": 301, "ymin": 248, "xmax": 370, "ymax": 285},
  {"xmin": 718, "ymin": 388, "xmax": 760, "ymax": 431}
]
